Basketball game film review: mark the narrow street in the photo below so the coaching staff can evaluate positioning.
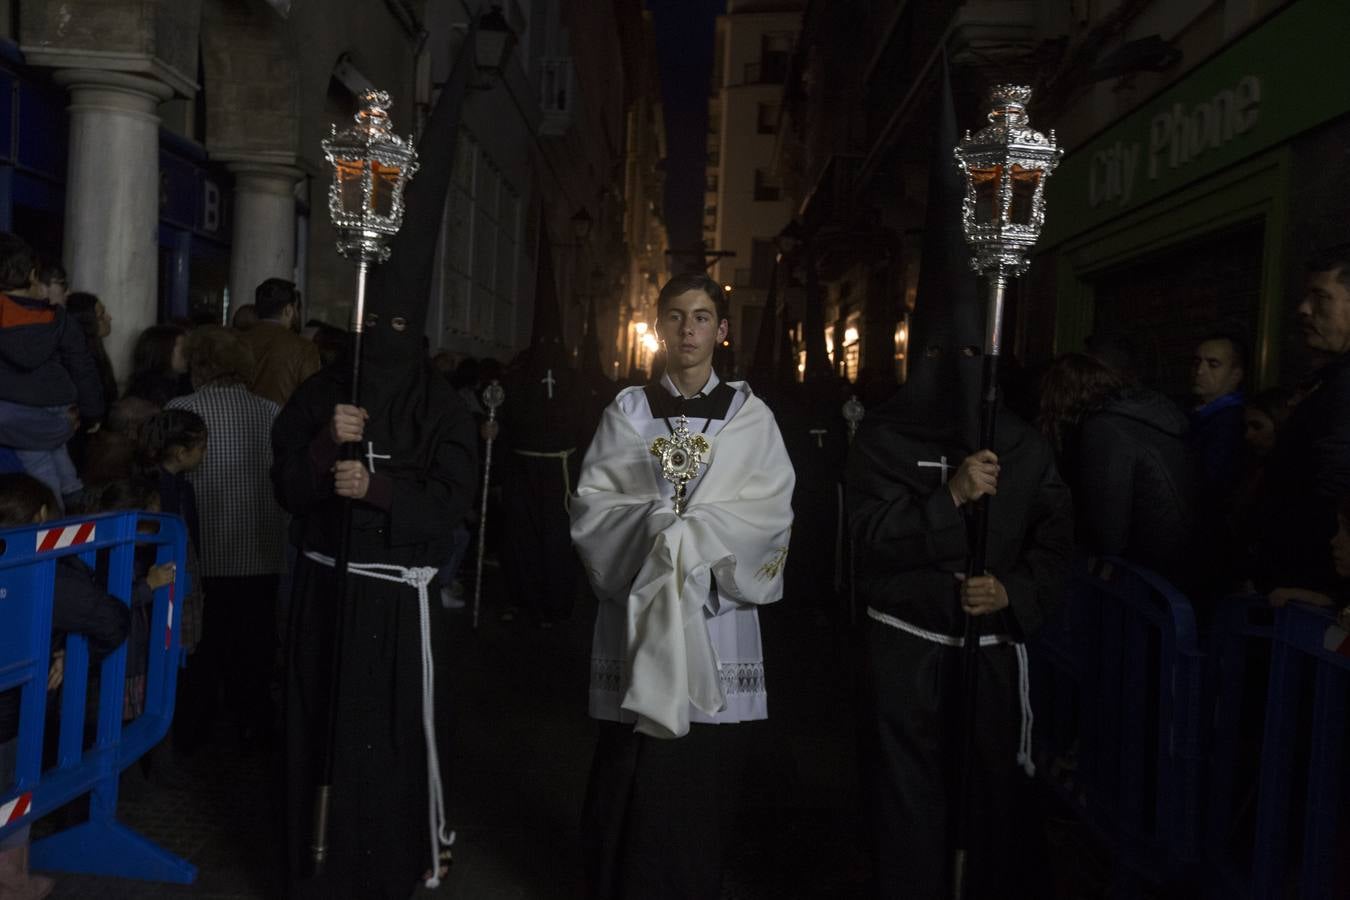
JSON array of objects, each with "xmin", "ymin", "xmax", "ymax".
[{"xmin": 42, "ymin": 576, "xmax": 873, "ymax": 899}]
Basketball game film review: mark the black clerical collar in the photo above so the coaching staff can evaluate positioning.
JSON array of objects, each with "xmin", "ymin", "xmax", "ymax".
[{"xmin": 644, "ymin": 379, "xmax": 736, "ymax": 420}]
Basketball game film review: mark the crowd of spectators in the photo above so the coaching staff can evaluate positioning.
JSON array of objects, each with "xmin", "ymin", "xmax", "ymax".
[{"xmin": 0, "ymin": 231, "xmax": 349, "ymax": 897}]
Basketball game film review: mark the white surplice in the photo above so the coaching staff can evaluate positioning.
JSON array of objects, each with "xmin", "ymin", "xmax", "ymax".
[{"xmin": 570, "ymin": 373, "xmax": 795, "ymax": 738}]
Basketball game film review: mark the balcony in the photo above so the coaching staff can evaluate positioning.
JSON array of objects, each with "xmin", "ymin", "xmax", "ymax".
[{"xmin": 538, "ymin": 57, "xmax": 575, "ymax": 136}]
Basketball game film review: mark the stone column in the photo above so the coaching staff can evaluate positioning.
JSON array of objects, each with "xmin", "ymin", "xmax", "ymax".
[
  {"xmin": 224, "ymin": 162, "xmax": 302, "ymax": 319},
  {"xmin": 55, "ymin": 69, "xmax": 174, "ymax": 386}
]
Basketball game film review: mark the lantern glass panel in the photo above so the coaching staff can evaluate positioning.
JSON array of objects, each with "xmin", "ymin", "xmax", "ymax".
[
  {"xmin": 371, "ymin": 161, "xmax": 402, "ymax": 217},
  {"xmin": 970, "ymin": 165, "xmax": 1002, "ymax": 225},
  {"xmin": 335, "ymin": 159, "xmax": 366, "ymax": 217},
  {"xmin": 1008, "ymin": 165, "xmax": 1042, "ymax": 226}
]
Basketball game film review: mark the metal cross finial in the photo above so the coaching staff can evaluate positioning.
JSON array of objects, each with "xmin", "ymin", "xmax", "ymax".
[{"xmin": 541, "ymin": 369, "xmax": 556, "ymax": 399}]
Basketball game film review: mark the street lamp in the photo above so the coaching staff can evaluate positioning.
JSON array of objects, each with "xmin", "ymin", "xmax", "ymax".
[{"xmin": 475, "ymin": 5, "xmax": 517, "ymax": 76}]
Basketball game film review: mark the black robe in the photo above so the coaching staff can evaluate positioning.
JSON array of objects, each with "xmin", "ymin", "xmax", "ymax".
[
  {"xmin": 847, "ymin": 405, "xmax": 1072, "ymax": 899},
  {"xmin": 273, "ymin": 364, "xmax": 477, "ymax": 900},
  {"xmin": 497, "ymin": 361, "xmax": 586, "ymax": 621}
]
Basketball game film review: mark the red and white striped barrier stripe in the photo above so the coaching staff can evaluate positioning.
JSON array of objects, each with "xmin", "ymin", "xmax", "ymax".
[
  {"xmin": 0, "ymin": 792, "xmax": 32, "ymax": 827},
  {"xmin": 35, "ymin": 521, "xmax": 96, "ymax": 553}
]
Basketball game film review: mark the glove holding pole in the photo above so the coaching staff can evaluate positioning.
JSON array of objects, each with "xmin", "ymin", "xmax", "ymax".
[{"xmin": 949, "ymin": 84, "xmax": 1060, "ymax": 900}]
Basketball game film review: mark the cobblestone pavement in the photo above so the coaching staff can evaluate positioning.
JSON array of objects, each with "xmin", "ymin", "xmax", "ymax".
[{"xmin": 34, "ymin": 577, "xmax": 1112, "ymax": 899}]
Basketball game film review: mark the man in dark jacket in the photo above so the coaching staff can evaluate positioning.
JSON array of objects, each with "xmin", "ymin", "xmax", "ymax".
[
  {"xmin": 1256, "ymin": 246, "xmax": 1350, "ymax": 595},
  {"xmin": 1076, "ymin": 386, "xmax": 1195, "ymax": 577},
  {"xmin": 238, "ymin": 278, "xmax": 321, "ymax": 408},
  {"xmin": 1189, "ymin": 334, "xmax": 1246, "ymax": 503}
]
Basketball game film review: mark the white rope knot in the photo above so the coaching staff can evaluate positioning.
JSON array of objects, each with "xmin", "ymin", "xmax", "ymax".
[
  {"xmin": 866, "ymin": 606, "xmax": 1035, "ymax": 777},
  {"xmin": 303, "ymin": 551, "xmax": 455, "ymax": 888}
]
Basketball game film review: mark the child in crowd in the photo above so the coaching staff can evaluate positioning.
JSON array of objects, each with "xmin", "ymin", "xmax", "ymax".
[
  {"xmin": 134, "ymin": 410, "xmax": 210, "ymax": 750},
  {"xmin": 0, "ymin": 234, "xmax": 106, "ymax": 512},
  {"xmin": 81, "ymin": 396, "xmax": 160, "ymax": 488},
  {"xmin": 90, "ymin": 480, "xmax": 178, "ymax": 722},
  {"xmin": 0, "ymin": 473, "xmax": 132, "ymax": 899}
]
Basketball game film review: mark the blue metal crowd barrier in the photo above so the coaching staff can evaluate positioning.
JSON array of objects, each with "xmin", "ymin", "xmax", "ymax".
[
  {"xmin": 1202, "ymin": 594, "xmax": 1274, "ymax": 899},
  {"xmin": 1029, "ymin": 556, "xmax": 1205, "ymax": 884},
  {"xmin": 0, "ymin": 511, "xmax": 195, "ymax": 884},
  {"xmin": 1249, "ymin": 603, "xmax": 1350, "ymax": 899}
]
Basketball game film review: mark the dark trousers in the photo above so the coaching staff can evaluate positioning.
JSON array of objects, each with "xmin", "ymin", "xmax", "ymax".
[
  {"xmin": 581, "ymin": 720, "xmax": 752, "ymax": 900},
  {"xmin": 864, "ymin": 623, "xmax": 1046, "ymax": 900}
]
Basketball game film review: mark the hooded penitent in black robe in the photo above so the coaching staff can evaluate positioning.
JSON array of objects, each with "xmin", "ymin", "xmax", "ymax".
[
  {"xmin": 498, "ymin": 343, "xmax": 585, "ymax": 624},
  {"xmin": 845, "ymin": 63, "xmax": 1073, "ymax": 899},
  {"xmin": 495, "ymin": 236, "xmax": 587, "ymax": 624},
  {"xmin": 274, "ymin": 52, "xmax": 477, "ymax": 900},
  {"xmin": 848, "ymin": 403, "xmax": 1072, "ymax": 898}
]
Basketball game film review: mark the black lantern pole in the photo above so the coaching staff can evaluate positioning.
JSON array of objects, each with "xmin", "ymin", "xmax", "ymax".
[
  {"xmin": 311, "ymin": 89, "xmax": 420, "ymax": 874},
  {"xmin": 950, "ymin": 84, "xmax": 1060, "ymax": 899}
]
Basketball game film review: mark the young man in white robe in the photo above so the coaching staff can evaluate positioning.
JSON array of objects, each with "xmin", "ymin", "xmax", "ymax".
[{"xmin": 570, "ymin": 272, "xmax": 795, "ymax": 899}]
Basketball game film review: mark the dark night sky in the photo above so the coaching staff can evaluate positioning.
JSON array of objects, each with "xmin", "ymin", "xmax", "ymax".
[{"xmin": 645, "ymin": 0, "xmax": 725, "ymax": 263}]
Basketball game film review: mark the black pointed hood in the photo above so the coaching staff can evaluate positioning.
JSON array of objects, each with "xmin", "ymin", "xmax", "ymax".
[
  {"xmin": 359, "ymin": 25, "xmax": 475, "ymax": 403},
  {"xmin": 875, "ymin": 56, "xmax": 983, "ymax": 451},
  {"xmin": 526, "ymin": 222, "xmax": 570, "ymax": 374}
]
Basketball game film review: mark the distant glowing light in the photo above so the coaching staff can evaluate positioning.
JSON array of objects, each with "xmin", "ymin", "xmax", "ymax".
[
  {"xmin": 844, "ymin": 326, "xmax": 859, "ymax": 343},
  {"xmin": 634, "ymin": 321, "xmax": 648, "ymax": 335},
  {"xmin": 642, "ymin": 333, "xmax": 660, "ymax": 353},
  {"xmin": 722, "ymin": 284, "xmax": 733, "ymax": 292}
]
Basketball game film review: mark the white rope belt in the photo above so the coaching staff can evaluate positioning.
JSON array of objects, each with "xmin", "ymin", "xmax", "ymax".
[
  {"xmin": 513, "ymin": 447, "xmax": 575, "ymax": 512},
  {"xmin": 304, "ymin": 551, "xmax": 454, "ymax": 888},
  {"xmin": 866, "ymin": 606, "xmax": 1035, "ymax": 777}
]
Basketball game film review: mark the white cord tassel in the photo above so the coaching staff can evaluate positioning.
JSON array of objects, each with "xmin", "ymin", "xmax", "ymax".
[
  {"xmin": 1014, "ymin": 642, "xmax": 1035, "ymax": 776},
  {"xmin": 303, "ymin": 552, "xmax": 454, "ymax": 888}
]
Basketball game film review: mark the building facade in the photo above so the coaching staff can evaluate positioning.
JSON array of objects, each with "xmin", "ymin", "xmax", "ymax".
[
  {"xmin": 2, "ymin": 0, "xmax": 664, "ymax": 382},
  {"xmin": 777, "ymin": 0, "xmax": 1344, "ymax": 400},
  {"xmin": 704, "ymin": 0, "xmax": 803, "ymax": 375}
]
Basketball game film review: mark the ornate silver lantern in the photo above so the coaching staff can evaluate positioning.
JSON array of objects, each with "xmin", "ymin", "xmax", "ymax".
[
  {"xmin": 322, "ymin": 89, "xmax": 420, "ymax": 269},
  {"xmin": 953, "ymin": 84, "xmax": 1061, "ymax": 276},
  {"xmin": 953, "ymin": 85, "xmax": 1060, "ymax": 356}
]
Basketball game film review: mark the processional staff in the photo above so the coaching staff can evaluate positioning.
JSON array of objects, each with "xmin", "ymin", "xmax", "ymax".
[
  {"xmin": 838, "ymin": 395, "xmax": 865, "ymax": 610},
  {"xmin": 842, "ymin": 394, "xmax": 864, "ymax": 443},
  {"xmin": 948, "ymin": 85, "xmax": 1061, "ymax": 900},
  {"xmin": 472, "ymin": 380, "xmax": 505, "ymax": 630},
  {"xmin": 311, "ymin": 89, "xmax": 420, "ymax": 874}
]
